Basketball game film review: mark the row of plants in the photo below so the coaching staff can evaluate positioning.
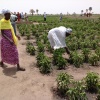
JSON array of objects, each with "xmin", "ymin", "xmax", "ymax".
[
  {"xmin": 56, "ymin": 72, "xmax": 100, "ymax": 100},
  {"xmin": 36, "ymin": 52, "xmax": 51, "ymax": 74},
  {"xmin": 17, "ymin": 14, "xmax": 100, "ymax": 100},
  {"xmin": 17, "ymin": 15, "xmax": 100, "ymax": 69}
]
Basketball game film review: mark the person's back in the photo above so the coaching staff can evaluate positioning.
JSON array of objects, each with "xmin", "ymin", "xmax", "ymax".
[
  {"xmin": 48, "ymin": 26, "xmax": 66, "ymax": 38},
  {"xmin": 10, "ymin": 14, "xmax": 17, "ymax": 23},
  {"xmin": 10, "ymin": 14, "xmax": 17, "ymax": 34},
  {"xmin": 48, "ymin": 26, "xmax": 67, "ymax": 49}
]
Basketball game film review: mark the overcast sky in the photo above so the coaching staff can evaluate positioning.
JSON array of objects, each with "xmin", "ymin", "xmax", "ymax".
[{"xmin": 0, "ymin": 0, "xmax": 100, "ymax": 14}]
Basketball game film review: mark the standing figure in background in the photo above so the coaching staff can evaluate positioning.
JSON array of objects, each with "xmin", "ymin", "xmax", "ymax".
[
  {"xmin": 43, "ymin": 12, "xmax": 46, "ymax": 21},
  {"xmin": 60, "ymin": 13, "xmax": 62, "ymax": 21},
  {"xmin": 24, "ymin": 13, "xmax": 28, "ymax": 21},
  {"xmin": 21, "ymin": 12, "xmax": 24, "ymax": 20},
  {"xmin": 10, "ymin": 13, "xmax": 17, "ymax": 35}
]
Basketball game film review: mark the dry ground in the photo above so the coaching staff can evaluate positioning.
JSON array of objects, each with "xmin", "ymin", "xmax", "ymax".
[{"xmin": 0, "ymin": 29, "xmax": 100, "ymax": 100}]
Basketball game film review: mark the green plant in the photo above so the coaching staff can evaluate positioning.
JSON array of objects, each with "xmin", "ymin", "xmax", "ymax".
[
  {"xmin": 56, "ymin": 73, "xmax": 73, "ymax": 96},
  {"xmin": 41, "ymin": 33, "xmax": 48, "ymax": 44},
  {"xmin": 70, "ymin": 51, "xmax": 84, "ymax": 68},
  {"xmin": 95, "ymin": 47, "xmax": 100, "ymax": 61},
  {"xmin": 82, "ymin": 48, "xmax": 90, "ymax": 63},
  {"xmin": 29, "ymin": 46, "xmax": 36, "ymax": 55},
  {"xmin": 26, "ymin": 42, "xmax": 35, "ymax": 55},
  {"xmin": 20, "ymin": 29, "xmax": 25, "ymax": 36},
  {"xmin": 97, "ymin": 89, "xmax": 100, "ymax": 100},
  {"xmin": 31, "ymin": 28, "xmax": 37, "ymax": 35},
  {"xmin": 85, "ymin": 72, "xmax": 100, "ymax": 93},
  {"xmin": 39, "ymin": 56, "xmax": 51, "ymax": 74},
  {"xmin": 25, "ymin": 27, "xmax": 31, "ymax": 39},
  {"xmin": 37, "ymin": 41, "xmax": 45, "ymax": 52},
  {"xmin": 46, "ymin": 42, "xmax": 53, "ymax": 53},
  {"xmin": 67, "ymin": 42, "xmax": 78, "ymax": 51},
  {"xmin": 89, "ymin": 53, "xmax": 99, "ymax": 66},
  {"xmin": 67, "ymin": 81, "xmax": 87, "ymax": 100},
  {"xmin": 53, "ymin": 48, "xmax": 65, "ymax": 65},
  {"xmin": 36, "ymin": 52, "xmax": 45, "ymax": 67},
  {"xmin": 26, "ymin": 32, "xmax": 31, "ymax": 40},
  {"xmin": 91, "ymin": 40, "xmax": 98, "ymax": 49},
  {"xmin": 80, "ymin": 40, "xmax": 91, "ymax": 49},
  {"xmin": 56, "ymin": 55, "xmax": 67, "ymax": 69}
]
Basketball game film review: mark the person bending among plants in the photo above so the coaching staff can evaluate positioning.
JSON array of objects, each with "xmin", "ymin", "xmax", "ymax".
[
  {"xmin": 47, "ymin": 26, "xmax": 72, "ymax": 55},
  {"xmin": 0, "ymin": 9, "xmax": 25, "ymax": 71}
]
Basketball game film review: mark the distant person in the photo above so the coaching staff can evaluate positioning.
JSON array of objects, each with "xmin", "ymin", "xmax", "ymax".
[
  {"xmin": 0, "ymin": 9, "xmax": 25, "ymax": 71},
  {"xmin": 10, "ymin": 13, "xmax": 17, "ymax": 35},
  {"xmin": 21, "ymin": 12, "xmax": 24, "ymax": 19},
  {"xmin": 24, "ymin": 13, "xmax": 28, "ymax": 21},
  {"xmin": 17, "ymin": 12, "xmax": 21, "ymax": 21},
  {"xmin": 47, "ymin": 26, "xmax": 72, "ymax": 54},
  {"xmin": 43, "ymin": 12, "xmax": 46, "ymax": 21},
  {"xmin": 60, "ymin": 13, "xmax": 62, "ymax": 21}
]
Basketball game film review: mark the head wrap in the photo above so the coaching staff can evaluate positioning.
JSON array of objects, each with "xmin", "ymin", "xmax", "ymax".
[
  {"xmin": 66, "ymin": 28, "xmax": 72, "ymax": 34},
  {"xmin": 2, "ymin": 9, "xmax": 10, "ymax": 15}
]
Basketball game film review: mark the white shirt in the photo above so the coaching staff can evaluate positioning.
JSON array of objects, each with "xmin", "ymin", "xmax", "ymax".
[
  {"xmin": 44, "ymin": 13, "xmax": 46, "ymax": 18},
  {"xmin": 10, "ymin": 14, "xmax": 17, "ymax": 23},
  {"xmin": 48, "ymin": 26, "xmax": 67, "ymax": 49}
]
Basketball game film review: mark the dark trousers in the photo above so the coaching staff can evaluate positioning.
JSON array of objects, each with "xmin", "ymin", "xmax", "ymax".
[
  {"xmin": 44, "ymin": 17, "xmax": 46, "ymax": 21},
  {"xmin": 11, "ymin": 22, "xmax": 16, "ymax": 35}
]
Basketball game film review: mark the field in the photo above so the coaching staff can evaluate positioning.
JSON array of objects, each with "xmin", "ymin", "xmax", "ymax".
[{"xmin": 0, "ymin": 14, "xmax": 100, "ymax": 100}]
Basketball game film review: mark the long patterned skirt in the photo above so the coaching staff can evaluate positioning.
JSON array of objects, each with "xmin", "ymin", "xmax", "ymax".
[{"xmin": 0, "ymin": 29, "xmax": 19, "ymax": 65}]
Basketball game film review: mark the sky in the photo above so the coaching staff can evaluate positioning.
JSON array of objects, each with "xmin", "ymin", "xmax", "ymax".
[{"xmin": 0, "ymin": 0, "xmax": 100, "ymax": 14}]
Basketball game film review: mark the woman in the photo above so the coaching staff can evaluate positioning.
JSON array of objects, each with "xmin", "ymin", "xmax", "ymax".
[
  {"xmin": 0, "ymin": 9, "xmax": 25, "ymax": 71},
  {"xmin": 48, "ymin": 26, "xmax": 72, "ymax": 54}
]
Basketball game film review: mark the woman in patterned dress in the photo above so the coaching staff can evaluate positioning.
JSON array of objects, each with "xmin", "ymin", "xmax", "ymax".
[{"xmin": 0, "ymin": 9, "xmax": 25, "ymax": 71}]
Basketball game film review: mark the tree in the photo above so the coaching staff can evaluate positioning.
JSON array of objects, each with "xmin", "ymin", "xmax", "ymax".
[
  {"xmin": 30, "ymin": 9, "xmax": 35, "ymax": 16},
  {"xmin": 89, "ymin": 7, "xmax": 92, "ymax": 13},
  {"xmin": 36, "ymin": 9, "xmax": 39, "ymax": 15},
  {"xmin": 89, "ymin": 7, "xmax": 92, "ymax": 17}
]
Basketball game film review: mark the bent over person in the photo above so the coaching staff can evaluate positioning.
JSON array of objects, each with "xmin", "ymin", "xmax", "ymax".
[
  {"xmin": 0, "ymin": 9, "xmax": 25, "ymax": 71},
  {"xmin": 47, "ymin": 26, "xmax": 72, "ymax": 54}
]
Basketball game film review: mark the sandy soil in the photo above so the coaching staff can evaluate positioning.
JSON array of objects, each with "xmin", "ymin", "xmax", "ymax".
[{"xmin": 0, "ymin": 30, "xmax": 100, "ymax": 100}]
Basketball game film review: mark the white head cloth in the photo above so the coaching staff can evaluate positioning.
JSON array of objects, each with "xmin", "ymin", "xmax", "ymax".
[
  {"xmin": 66, "ymin": 28, "xmax": 72, "ymax": 34},
  {"xmin": 2, "ymin": 9, "xmax": 10, "ymax": 15}
]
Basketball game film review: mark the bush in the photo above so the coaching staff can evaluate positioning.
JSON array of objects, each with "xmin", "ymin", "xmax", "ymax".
[
  {"xmin": 89, "ymin": 53, "xmax": 99, "ymax": 66},
  {"xmin": 39, "ymin": 56, "xmax": 51, "ymax": 74},
  {"xmin": 56, "ymin": 73, "xmax": 73, "ymax": 96},
  {"xmin": 26, "ymin": 42, "xmax": 35, "ymax": 55},
  {"xmin": 70, "ymin": 51, "xmax": 84, "ymax": 68},
  {"xmin": 67, "ymin": 81, "xmax": 87, "ymax": 100},
  {"xmin": 84, "ymin": 72, "xmax": 100, "ymax": 93}
]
